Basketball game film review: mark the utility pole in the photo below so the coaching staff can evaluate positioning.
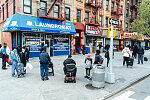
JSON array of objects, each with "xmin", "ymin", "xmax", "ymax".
[{"xmin": 106, "ymin": 18, "xmax": 119, "ymax": 84}]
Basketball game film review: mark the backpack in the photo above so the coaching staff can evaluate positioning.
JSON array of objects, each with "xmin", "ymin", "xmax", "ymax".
[
  {"xmin": 86, "ymin": 59, "xmax": 92, "ymax": 68},
  {"xmin": 144, "ymin": 57, "xmax": 148, "ymax": 61}
]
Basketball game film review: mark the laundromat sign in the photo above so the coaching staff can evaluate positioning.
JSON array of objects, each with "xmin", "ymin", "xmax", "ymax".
[{"xmin": 86, "ymin": 25, "xmax": 103, "ymax": 35}]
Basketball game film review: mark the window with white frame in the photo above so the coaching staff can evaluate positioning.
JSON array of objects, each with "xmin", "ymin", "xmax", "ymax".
[{"xmin": 54, "ymin": 5, "xmax": 59, "ymax": 18}]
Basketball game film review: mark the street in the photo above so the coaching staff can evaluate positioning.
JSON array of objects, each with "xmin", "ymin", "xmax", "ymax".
[
  {"xmin": 108, "ymin": 76, "xmax": 150, "ymax": 100},
  {"xmin": 0, "ymin": 50, "xmax": 150, "ymax": 100}
]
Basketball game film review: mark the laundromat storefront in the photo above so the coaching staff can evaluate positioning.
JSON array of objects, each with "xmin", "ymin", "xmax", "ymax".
[{"xmin": 2, "ymin": 14, "xmax": 76, "ymax": 57}]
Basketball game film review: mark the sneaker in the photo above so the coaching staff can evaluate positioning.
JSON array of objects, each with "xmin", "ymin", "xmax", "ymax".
[
  {"xmin": 41, "ymin": 79, "xmax": 44, "ymax": 81},
  {"xmin": 2, "ymin": 68, "xmax": 7, "ymax": 70},
  {"xmin": 45, "ymin": 77, "xmax": 49, "ymax": 80}
]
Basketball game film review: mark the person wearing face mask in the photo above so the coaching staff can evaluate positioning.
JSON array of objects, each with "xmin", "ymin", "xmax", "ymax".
[
  {"xmin": 0, "ymin": 43, "xmax": 10, "ymax": 70},
  {"xmin": 10, "ymin": 47, "xmax": 21, "ymax": 77},
  {"xmin": 20, "ymin": 47, "xmax": 28, "ymax": 73}
]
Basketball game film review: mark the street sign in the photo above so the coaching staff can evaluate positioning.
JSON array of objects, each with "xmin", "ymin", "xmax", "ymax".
[{"xmin": 109, "ymin": 18, "xmax": 119, "ymax": 26}]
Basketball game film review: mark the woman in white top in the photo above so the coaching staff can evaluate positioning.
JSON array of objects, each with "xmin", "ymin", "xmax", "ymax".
[{"xmin": 122, "ymin": 45, "xmax": 131, "ymax": 66}]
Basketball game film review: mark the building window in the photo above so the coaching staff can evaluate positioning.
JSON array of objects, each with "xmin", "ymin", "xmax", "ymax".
[
  {"xmin": 116, "ymin": 4, "xmax": 119, "ymax": 13},
  {"xmin": 65, "ymin": 7, "xmax": 70, "ymax": 21},
  {"xmin": 131, "ymin": 0, "xmax": 133, "ymax": 5},
  {"xmin": 120, "ymin": 21, "xmax": 122, "ymax": 27},
  {"xmin": 0, "ymin": 8, "xmax": 1, "ymax": 18},
  {"xmin": 106, "ymin": 0, "xmax": 109, "ymax": 10},
  {"xmin": 85, "ymin": 12, "xmax": 89, "ymax": 23},
  {"xmin": 126, "ymin": 23, "xmax": 128, "ymax": 31},
  {"xmin": 99, "ymin": 16, "xmax": 102, "ymax": 26},
  {"xmin": 6, "ymin": 3, "xmax": 8, "ymax": 18},
  {"xmin": 23, "ymin": 0, "xmax": 32, "ymax": 14},
  {"xmin": 77, "ymin": 9, "xmax": 81, "ymax": 22},
  {"xmin": 2, "ymin": 7, "xmax": 4, "ymax": 20},
  {"xmin": 40, "ymin": 1, "xmax": 47, "ymax": 16},
  {"xmin": 120, "ymin": 6, "xmax": 123, "ymax": 13},
  {"xmin": 54, "ymin": 5, "xmax": 59, "ymax": 18},
  {"xmin": 126, "ymin": 9, "xmax": 128, "ymax": 17},
  {"xmin": 111, "ymin": 2, "xmax": 114, "ymax": 11},
  {"xmin": 93, "ymin": 13, "xmax": 96, "ymax": 24},
  {"xmin": 106, "ymin": 17, "xmax": 108, "ymax": 27},
  {"xmin": 13, "ymin": 0, "xmax": 16, "ymax": 14}
]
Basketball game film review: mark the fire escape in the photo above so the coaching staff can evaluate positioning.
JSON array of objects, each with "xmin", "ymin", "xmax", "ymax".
[
  {"xmin": 37, "ymin": 0, "xmax": 66, "ymax": 22},
  {"xmin": 85, "ymin": 0, "xmax": 102, "ymax": 26}
]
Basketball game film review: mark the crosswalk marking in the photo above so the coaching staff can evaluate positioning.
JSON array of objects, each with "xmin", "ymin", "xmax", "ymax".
[
  {"xmin": 112, "ymin": 91, "xmax": 136, "ymax": 100},
  {"xmin": 112, "ymin": 91, "xmax": 150, "ymax": 100},
  {"xmin": 144, "ymin": 96, "xmax": 150, "ymax": 100}
]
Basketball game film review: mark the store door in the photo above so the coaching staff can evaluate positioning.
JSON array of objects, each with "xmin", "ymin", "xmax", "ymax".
[{"xmin": 45, "ymin": 35, "xmax": 53, "ymax": 56}]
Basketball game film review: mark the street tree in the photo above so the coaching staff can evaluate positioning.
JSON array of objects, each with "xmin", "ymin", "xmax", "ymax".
[{"xmin": 131, "ymin": 0, "xmax": 150, "ymax": 36}]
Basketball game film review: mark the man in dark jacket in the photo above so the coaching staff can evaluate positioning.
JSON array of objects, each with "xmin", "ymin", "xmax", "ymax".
[
  {"xmin": 39, "ymin": 50, "xmax": 51, "ymax": 81},
  {"xmin": 137, "ymin": 44, "xmax": 144, "ymax": 64},
  {"xmin": 63, "ymin": 55, "xmax": 76, "ymax": 76},
  {"xmin": 105, "ymin": 49, "xmax": 109, "ymax": 67}
]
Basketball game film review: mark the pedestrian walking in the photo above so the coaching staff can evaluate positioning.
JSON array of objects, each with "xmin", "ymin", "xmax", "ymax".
[
  {"xmin": 25, "ymin": 45, "xmax": 30, "ymax": 61},
  {"xmin": 122, "ymin": 45, "xmax": 131, "ymax": 66},
  {"xmin": 84, "ymin": 54, "xmax": 92, "ymax": 79},
  {"xmin": 137, "ymin": 44, "xmax": 144, "ymax": 64},
  {"xmin": 10, "ymin": 47, "xmax": 21, "ymax": 77},
  {"xmin": 97, "ymin": 42, "xmax": 102, "ymax": 53},
  {"xmin": 94, "ymin": 50, "xmax": 104, "ymax": 64},
  {"xmin": 105, "ymin": 44, "xmax": 110, "ymax": 51},
  {"xmin": 20, "ymin": 47, "xmax": 28, "ymax": 73},
  {"xmin": 0, "ymin": 43, "xmax": 10, "ymax": 70},
  {"xmin": 39, "ymin": 49, "xmax": 51, "ymax": 81},
  {"xmin": 105, "ymin": 49, "xmax": 110, "ymax": 67},
  {"xmin": 132, "ymin": 44, "xmax": 138, "ymax": 58}
]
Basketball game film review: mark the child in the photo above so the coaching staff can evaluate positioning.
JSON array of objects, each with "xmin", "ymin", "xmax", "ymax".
[{"xmin": 84, "ymin": 54, "xmax": 92, "ymax": 79}]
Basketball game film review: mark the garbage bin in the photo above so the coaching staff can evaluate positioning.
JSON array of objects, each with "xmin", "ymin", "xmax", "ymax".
[{"xmin": 92, "ymin": 64, "xmax": 105, "ymax": 88}]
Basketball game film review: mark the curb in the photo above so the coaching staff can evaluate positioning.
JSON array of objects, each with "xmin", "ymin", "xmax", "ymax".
[{"xmin": 102, "ymin": 73, "xmax": 150, "ymax": 100}]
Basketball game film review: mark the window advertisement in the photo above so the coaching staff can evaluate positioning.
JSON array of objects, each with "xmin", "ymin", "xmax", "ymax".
[
  {"xmin": 23, "ymin": 33, "xmax": 42, "ymax": 52},
  {"xmin": 102, "ymin": 29, "xmax": 108, "ymax": 37},
  {"xmin": 115, "ymin": 30, "xmax": 121, "ymax": 37},
  {"xmin": 53, "ymin": 35, "xmax": 70, "ymax": 56}
]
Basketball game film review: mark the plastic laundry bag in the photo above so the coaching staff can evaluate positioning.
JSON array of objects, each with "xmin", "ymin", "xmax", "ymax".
[{"xmin": 26, "ymin": 62, "xmax": 33, "ymax": 70}]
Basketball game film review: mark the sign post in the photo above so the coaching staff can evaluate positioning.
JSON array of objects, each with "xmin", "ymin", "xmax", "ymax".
[{"xmin": 106, "ymin": 18, "xmax": 119, "ymax": 84}]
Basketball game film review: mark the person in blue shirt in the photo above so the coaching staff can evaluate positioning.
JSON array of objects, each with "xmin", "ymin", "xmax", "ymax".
[
  {"xmin": 10, "ymin": 47, "xmax": 21, "ymax": 77},
  {"xmin": 94, "ymin": 50, "xmax": 104, "ymax": 64},
  {"xmin": 1, "ymin": 43, "xmax": 9, "ymax": 70}
]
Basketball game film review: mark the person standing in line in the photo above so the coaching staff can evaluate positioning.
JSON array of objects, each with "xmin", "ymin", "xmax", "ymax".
[
  {"xmin": 20, "ymin": 47, "xmax": 28, "ymax": 73},
  {"xmin": 39, "ymin": 49, "xmax": 51, "ymax": 81},
  {"xmin": 40, "ymin": 43, "xmax": 46, "ymax": 53},
  {"xmin": 17, "ymin": 45, "xmax": 22, "ymax": 57},
  {"xmin": 84, "ymin": 54, "xmax": 92, "ymax": 79},
  {"xmin": 97, "ymin": 42, "xmax": 102, "ymax": 53},
  {"xmin": 122, "ymin": 45, "xmax": 131, "ymax": 66},
  {"xmin": 105, "ymin": 49, "xmax": 110, "ymax": 67},
  {"xmin": 132, "ymin": 44, "xmax": 138, "ymax": 59},
  {"xmin": 137, "ymin": 44, "xmax": 144, "ymax": 64},
  {"xmin": 10, "ymin": 47, "xmax": 21, "ymax": 77},
  {"xmin": 1, "ymin": 43, "xmax": 10, "ymax": 69},
  {"xmin": 25, "ymin": 45, "xmax": 30, "ymax": 61}
]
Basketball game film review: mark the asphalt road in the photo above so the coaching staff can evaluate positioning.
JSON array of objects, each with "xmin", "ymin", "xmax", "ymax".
[{"xmin": 107, "ymin": 76, "xmax": 150, "ymax": 100}]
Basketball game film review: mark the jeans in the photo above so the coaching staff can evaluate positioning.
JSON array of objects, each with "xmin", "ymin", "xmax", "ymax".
[
  {"xmin": 107, "ymin": 58, "xmax": 110, "ymax": 67},
  {"xmin": 138, "ymin": 54, "xmax": 143, "ymax": 64},
  {"xmin": 40, "ymin": 64, "xmax": 49, "ymax": 79},
  {"xmin": 11, "ymin": 61, "xmax": 18, "ymax": 76},
  {"xmin": 123, "ymin": 57, "xmax": 129, "ymax": 66}
]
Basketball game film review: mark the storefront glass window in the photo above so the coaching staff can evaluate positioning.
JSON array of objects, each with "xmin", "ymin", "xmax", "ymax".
[
  {"xmin": 53, "ymin": 35, "xmax": 69, "ymax": 51},
  {"xmin": 23, "ymin": 33, "xmax": 41, "ymax": 52}
]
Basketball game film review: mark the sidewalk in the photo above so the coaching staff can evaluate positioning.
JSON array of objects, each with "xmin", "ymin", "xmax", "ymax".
[{"xmin": 0, "ymin": 50, "xmax": 150, "ymax": 100}]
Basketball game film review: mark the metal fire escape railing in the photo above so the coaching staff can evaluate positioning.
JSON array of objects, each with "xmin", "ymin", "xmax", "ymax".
[
  {"xmin": 37, "ymin": 0, "xmax": 65, "ymax": 22},
  {"xmin": 85, "ymin": 0, "xmax": 102, "ymax": 26}
]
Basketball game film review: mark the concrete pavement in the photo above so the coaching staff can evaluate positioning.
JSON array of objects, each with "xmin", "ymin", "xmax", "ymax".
[{"xmin": 0, "ymin": 50, "xmax": 150, "ymax": 100}]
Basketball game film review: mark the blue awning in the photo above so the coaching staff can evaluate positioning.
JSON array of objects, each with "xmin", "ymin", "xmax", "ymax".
[{"xmin": 2, "ymin": 14, "xmax": 76, "ymax": 34}]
